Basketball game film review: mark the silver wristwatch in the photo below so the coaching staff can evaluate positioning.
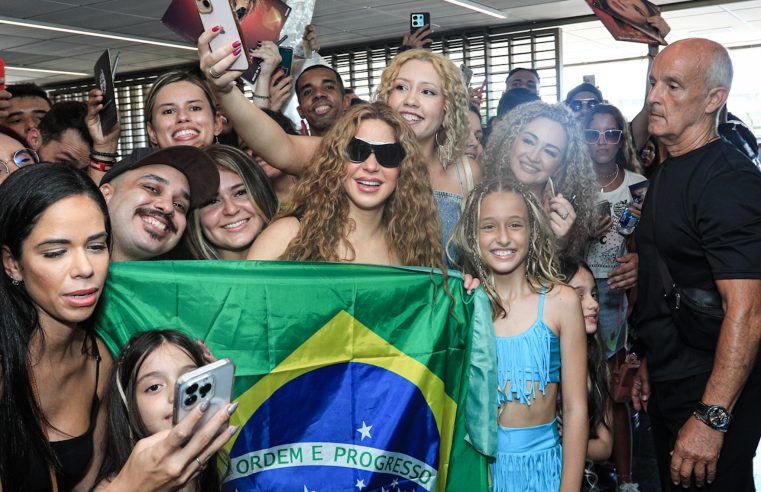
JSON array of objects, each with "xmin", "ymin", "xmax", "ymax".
[{"xmin": 693, "ymin": 401, "xmax": 731, "ymax": 432}]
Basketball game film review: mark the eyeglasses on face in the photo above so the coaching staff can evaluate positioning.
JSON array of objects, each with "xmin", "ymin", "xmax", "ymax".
[
  {"xmin": 569, "ymin": 98, "xmax": 600, "ymax": 112},
  {"xmin": 346, "ymin": 137, "xmax": 405, "ymax": 169},
  {"xmin": 584, "ymin": 129, "xmax": 623, "ymax": 145},
  {"xmin": 0, "ymin": 148, "xmax": 39, "ymax": 175}
]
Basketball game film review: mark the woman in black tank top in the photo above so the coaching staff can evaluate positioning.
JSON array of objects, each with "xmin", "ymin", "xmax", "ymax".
[
  {"xmin": 0, "ymin": 165, "xmax": 113, "ymax": 491},
  {"xmin": 1, "ymin": 158, "xmax": 236, "ymax": 492}
]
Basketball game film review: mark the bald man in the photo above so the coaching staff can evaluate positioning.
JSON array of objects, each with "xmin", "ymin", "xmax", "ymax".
[{"xmin": 632, "ymin": 38, "xmax": 761, "ymax": 491}]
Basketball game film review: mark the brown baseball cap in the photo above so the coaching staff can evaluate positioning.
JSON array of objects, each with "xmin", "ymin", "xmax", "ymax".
[{"xmin": 100, "ymin": 146, "xmax": 219, "ymax": 208}]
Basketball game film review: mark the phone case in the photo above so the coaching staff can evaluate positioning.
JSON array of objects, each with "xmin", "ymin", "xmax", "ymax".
[
  {"xmin": 195, "ymin": 0, "xmax": 250, "ymax": 71},
  {"xmin": 173, "ymin": 358, "xmax": 235, "ymax": 428},
  {"xmin": 410, "ymin": 12, "xmax": 430, "ymax": 34}
]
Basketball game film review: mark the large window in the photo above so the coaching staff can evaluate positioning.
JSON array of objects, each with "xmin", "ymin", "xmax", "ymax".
[
  {"xmin": 322, "ymin": 27, "xmax": 561, "ymax": 119},
  {"xmin": 43, "ymin": 26, "xmax": 560, "ymax": 154}
]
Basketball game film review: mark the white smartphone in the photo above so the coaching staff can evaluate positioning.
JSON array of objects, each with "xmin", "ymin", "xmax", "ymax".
[
  {"xmin": 173, "ymin": 358, "xmax": 235, "ymax": 428},
  {"xmin": 194, "ymin": 0, "xmax": 250, "ymax": 72}
]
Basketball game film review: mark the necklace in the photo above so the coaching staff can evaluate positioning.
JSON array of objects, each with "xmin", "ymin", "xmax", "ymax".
[{"xmin": 598, "ymin": 166, "xmax": 620, "ymax": 192}]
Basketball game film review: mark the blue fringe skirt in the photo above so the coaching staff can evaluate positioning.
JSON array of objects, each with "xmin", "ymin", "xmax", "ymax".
[{"xmin": 491, "ymin": 419, "xmax": 562, "ymax": 492}]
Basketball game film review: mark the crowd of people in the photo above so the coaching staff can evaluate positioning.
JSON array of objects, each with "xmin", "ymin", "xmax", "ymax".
[{"xmin": 0, "ymin": 9, "xmax": 760, "ymax": 492}]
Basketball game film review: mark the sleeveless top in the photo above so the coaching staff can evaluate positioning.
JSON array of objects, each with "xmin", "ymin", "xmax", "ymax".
[
  {"xmin": 433, "ymin": 156, "xmax": 474, "ymax": 266},
  {"xmin": 496, "ymin": 291, "xmax": 561, "ymax": 406},
  {"xmin": 27, "ymin": 339, "xmax": 102, "ymax": 491}
]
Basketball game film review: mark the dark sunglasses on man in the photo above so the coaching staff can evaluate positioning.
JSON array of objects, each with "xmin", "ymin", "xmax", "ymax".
[
  {"xmin": 346, "ymin": 137, "xmax": 405, "ymax": 169},
  {"xmin": 0, "ymin": 148, "xmax": 39, "ymax": 175},
  {"xmin": 569, "ymin": 98, "xmax": 600, "ymax": 113},
  {"xmin": 584, "ymin": 129, "xmax": 623, "ymax": 145}
]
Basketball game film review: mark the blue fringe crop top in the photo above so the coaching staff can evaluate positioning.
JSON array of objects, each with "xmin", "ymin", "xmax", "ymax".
[{"xmin": 496, "ymin": 291, "xmax": 561, "ymax": 406}]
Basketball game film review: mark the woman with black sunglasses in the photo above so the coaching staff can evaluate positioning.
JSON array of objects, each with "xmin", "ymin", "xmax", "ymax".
[
  {"xmin": 582, "ymin": 102, "xmax": 645, "ymax": 492},
  {"xmin": 247, "ymin": 102, "xmax": 448, "ymax": 271},
  {"xmin": 0, "ymin": 124, "xmax": 39, "ymax": 185}
]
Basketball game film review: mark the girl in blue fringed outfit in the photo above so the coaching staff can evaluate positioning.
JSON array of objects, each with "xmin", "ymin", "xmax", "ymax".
[{"xmin": 453, "ymin": 176, "xmax": 588, "ymax": 491}]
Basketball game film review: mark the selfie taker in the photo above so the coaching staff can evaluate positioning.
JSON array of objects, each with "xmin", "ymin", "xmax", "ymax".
[{"xmin": 633, "ymin": 39, "xmax": 761, "ymax": 491}]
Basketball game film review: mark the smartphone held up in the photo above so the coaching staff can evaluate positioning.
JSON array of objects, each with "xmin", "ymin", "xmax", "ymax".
[
  {"xmin": 173, "ymin": 358, "xmax": 236, "ymax": 429},
  {"xmin": 195, "ymin": 0, "xmax": 250, "ymax": 72}
]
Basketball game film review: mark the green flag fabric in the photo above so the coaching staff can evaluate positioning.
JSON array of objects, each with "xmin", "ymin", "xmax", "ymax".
[{"xmin": 95, "ymin": 260, "xmax": 496, "ymax": 491}]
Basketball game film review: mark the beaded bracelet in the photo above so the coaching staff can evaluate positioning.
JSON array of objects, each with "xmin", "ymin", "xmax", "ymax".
[
  {"xmin": 91, "ymin": 150, "xmax": 119, "ymax": 159},
  {"xmin": 252, "ymin": 94, "xmax": 271, "ymax": 101}
]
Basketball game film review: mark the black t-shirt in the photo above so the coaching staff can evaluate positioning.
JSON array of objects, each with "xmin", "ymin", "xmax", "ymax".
[{"xmin": 634, "ymin": 138, "xmax": 761, "ymax": 382}]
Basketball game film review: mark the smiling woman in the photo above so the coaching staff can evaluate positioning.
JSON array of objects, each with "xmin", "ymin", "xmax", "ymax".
[
  {"xmin": 186, "ymin": 144, "xmax": 278, "ymax": 260},
  {"xmin": 247, "ymin": 101, "xmax": 447, "ymax": 272},
  {"xmin": 144, "ymin": 71, "xmax": 223, "ymax": 149},
  {"xmin": 484, "ymin": 101, "xmax": 598, "ymax": 257}
]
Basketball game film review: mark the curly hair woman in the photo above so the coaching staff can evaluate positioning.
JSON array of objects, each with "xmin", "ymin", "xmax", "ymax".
[
  {"xmin": 196, "ymin": 32, "xmax": 480, "ymax": 264},
  {"xmin": 484, "ymin": 100, "xmax": 598, "ymax": 258},
  {"xmin": 248, "ymin": 101, "xmax": 447, "ymax": 270},
  {"xmin": 376, "ymin": 49, "xmax": 481, "ymax": 262}
]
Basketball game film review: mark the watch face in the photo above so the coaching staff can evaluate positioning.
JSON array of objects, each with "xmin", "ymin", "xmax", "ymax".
[{"xmin": 706, "ymin": 406, "xmax": 730, "ymax": 426}]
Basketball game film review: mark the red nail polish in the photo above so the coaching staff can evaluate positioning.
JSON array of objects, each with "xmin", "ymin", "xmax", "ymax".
[
  {"xmin": 212, "ymin": 25, "xmax": 221, "ymax": 32},
  {"xmin": 233, "ymin": 47, "xmax": 242, "ymax": 56},
  {"xmin": 232, "ymin": 40, "xmax": 242, "ymax": 48}
]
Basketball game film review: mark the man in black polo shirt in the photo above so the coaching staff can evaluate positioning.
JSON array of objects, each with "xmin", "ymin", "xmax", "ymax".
[
  {"xmin": 632, "ymin": 39, "xmax": 761, "ymax": 492},
  {"xmin": 633, "ymin": 38, "xmax": 761, "ymax": 491}
]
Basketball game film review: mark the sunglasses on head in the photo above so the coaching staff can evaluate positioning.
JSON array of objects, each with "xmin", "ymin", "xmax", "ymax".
[
  {"xmin": 0, "ymin": 148, "xmax": 39, "ymax": 175},
  {"xmin": 346, "ymin": 137, "xmax": 405, "ymax": 169},
  {"xmin": 569, "ymin": 98, "xmax": 599, "ymax": 112},
  {"xmin": 584, "ymin": 129, "xmax": 623, "ymax": 145}
]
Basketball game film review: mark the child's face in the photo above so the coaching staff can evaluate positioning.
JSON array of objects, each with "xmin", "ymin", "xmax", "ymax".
[
  {"xmin": 478, "ymin": 191, "xmax": 530, "ymax": 275},
  {"xmin": 135, "ymin": 343, "xmax": 199, "ymax": 435},
  {"xmin": 568, "ymin": 267, "xmax": 599, "ymax": 334}
]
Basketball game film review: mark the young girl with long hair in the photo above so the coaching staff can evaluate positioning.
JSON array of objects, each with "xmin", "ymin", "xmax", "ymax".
[
  {"xmin": 453, "ymin": 175, "xmax": 587, "ymax": 491},
  {"xmin": 583, "ymin": 103, "xmax": 645, "ymax": 492},
  {"xmin": 483, "ymin": 101, "xmax": 598, "ymax": 258},
  {"xmin": 186, "ymin": 144, "xmax": 278, "ymax": 260},
  {"xmin": 560, "ymin": 258, "xmax": 613, "ymax": 464},
  {"xmin": 248, "ymin": 101, "xmax": 446, "ymax": 270},
  {"xmin": 94, "ymin": 329, "xmax": 235, "ymax": 491}
]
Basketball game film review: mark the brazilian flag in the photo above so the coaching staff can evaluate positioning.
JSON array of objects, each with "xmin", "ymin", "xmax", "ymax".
[{"xmin": 95, "ymin": 261, "xmax": 496, "ymax": 491}]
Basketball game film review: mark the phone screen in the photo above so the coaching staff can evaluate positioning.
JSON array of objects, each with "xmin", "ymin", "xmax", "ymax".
[{"xmin": 278, "ymin": 47, "xmax": 294, "ymax": 79}]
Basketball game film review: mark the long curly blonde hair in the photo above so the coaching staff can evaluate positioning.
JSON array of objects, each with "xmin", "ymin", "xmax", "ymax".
[
  {"xmin": 484, "ymin": 101, "xmax": 597, "ymax": 257},
  {"xmin": 453, "ymin": 174, "xmax": 562, "ymax": 319},
  {"xmin": 279, "ymin": 102, "xmax": 447, "ymax": 270},
  {"xmin": 375, "ymin": 49, "xmax": 470, "ymax": 169}
]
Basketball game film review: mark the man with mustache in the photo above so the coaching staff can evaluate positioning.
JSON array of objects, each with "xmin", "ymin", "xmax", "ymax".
[
  {"xmin": 99, "ymin": 146, "xmax": 219, "ymax": 261},
  {"xmin": 633, "ymin": 38, "xmax": 761, "ymax": 491},
  {"xmin": 295, "ymin": 64, "xmax": 350, "ymax": 136}
]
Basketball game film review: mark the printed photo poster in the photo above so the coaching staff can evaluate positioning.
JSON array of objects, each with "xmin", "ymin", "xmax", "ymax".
[
  {"xmin": 162, "ymin": 0, "xmax": 291, "ymax": 82},
  {"xmin": 587, "ymin": 0, "xmax": 667, "ymax": 45}
]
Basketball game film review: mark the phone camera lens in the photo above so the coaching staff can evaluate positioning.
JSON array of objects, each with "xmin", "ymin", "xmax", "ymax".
[
  {"xmin": 202, "ymin": 0, "xmax": 210, "ymax": 7},
  {"xmin": 185, "ymin": 383, "xmax": 198, "ymax": 395},
  {"xmin": 184, "ymin": 394, "xmax": 197, "ymax": 406},
  {"xmin": 199, "ymin": 383, "xmax": 212, "ymax": 396}
]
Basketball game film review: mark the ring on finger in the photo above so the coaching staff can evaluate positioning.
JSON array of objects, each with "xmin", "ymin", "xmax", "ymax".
[
  {"xmin": 195, "ymin": 456, "xmax": 205, "ymax": 469},
  {"xmin": 560, "ymin": 211, "xmax": 569, "ymax": 220},
  {"xmin": 208, "ymin": 67, "xmax": 223, "ymax": 79}
]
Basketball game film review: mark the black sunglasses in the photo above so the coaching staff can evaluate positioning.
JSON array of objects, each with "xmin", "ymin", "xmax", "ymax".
[
  {"xmin": 584, "ymin": 129, "xmax": 623, "ymax": 145},
  {"xmin": 569, "ymin": 98, "xmax": 599, "ymax": 112},
  {"xmin": 0, "ymin": 148, "xmax": 39, "ymax": 175},
  {"xmin": 346, "ymin": 137, "xmax": 405, "ymax": 169}
]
